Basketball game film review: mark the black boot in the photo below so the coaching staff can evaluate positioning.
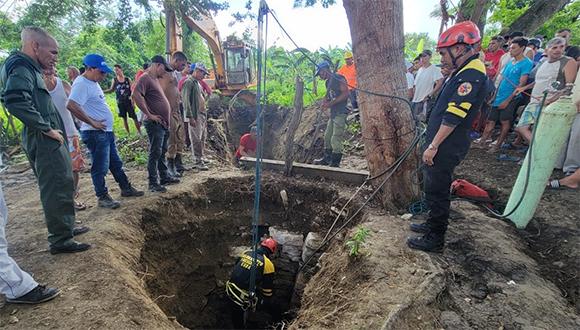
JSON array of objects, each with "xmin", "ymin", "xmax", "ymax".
[
  {"xmin": 167, "ymin": 157, "xmax": 180, "ymax": 177},
  {"xmin": 314, "ymin": 149, "xmax": 332, "ymax": 165},
  {"xmin": 407, "ymin": 232, "xmax": 445, "ymax": 253},
  {"xmin": 160, "ymin": 175, "xmax": 180, "ymax": 185},
  {"xmin": 174, "ymin": 153, "xmax": 187, "ymax": 174},
  {"xmin": 330, "ymin": 153, "xmax": 342, "ymax": 167},
  {"xmin": 409, "ymin": 222, "xmax": 430, "ymax": 234}
]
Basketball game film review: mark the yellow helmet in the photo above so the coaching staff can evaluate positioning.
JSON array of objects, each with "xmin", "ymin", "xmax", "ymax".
[{"xmin": 344, "ymin": 51, "xmax": 353, "ymax": 59}]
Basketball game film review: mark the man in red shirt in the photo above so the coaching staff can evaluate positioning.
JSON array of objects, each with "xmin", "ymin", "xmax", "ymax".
[
  {"xmin": 484, "ymin": 36, "xmax": 505, "ymax": 81},
  {"xmin": 235, "ymin": 126, "xmax": 257, "ymax": 164}
]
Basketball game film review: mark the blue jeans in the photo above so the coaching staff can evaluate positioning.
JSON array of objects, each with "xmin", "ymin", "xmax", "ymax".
[
  {"xmin": 80, "ymin": 130, "xmax": 130, "ymax": 198},
  {"xmin": 144, "ymin": 120, "xmax": 170, "ymax": 184}
]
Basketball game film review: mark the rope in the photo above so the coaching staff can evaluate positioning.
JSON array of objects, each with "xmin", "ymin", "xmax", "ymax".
[
  {"xmin": 247, "ymin": 0, "xmax": 269, "ymax": 311},
  {"xmin": 486, "ymin": 90, "xmax": 549, "ymax": 219},
  {"xmin": 268, "ymin": 7, "xmax": 419, "ymax": 125},
  {"xmin": 321, "ymin": 179, "xmax": 369, "ymax": 243},
  {"xmin": 263, "ymin": 13, "xmax": 269, "ymax": 105},
  {"xmin": 298, "ymin": 143, "xmax": 412, "ymax": 273},
  {"xmin": 408, "ymin": 198, "xmax": 429, "ymax": 215},
  {"xmin": 267, "ymin": 4, "xmax": 429, "ymax": 261}
]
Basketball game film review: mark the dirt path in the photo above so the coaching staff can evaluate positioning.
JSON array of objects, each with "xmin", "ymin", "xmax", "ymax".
[{"xmin": 0, "ymin": 164, "xmax": 243, "ymax": 329}]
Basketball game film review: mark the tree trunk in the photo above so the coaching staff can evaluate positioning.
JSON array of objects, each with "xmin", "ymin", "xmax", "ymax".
[
  {"xmin": 504, "ymin": 0, "xmax": 571, "ymax": 35},
  {"xmin": 342, "ymin": 0, "xmax": 420, "ymax": 209},
  {"xmin": 456, "ymin": 0, "xmax": 490, "ymax": 34},
  {"xmin": 285, "ymin": 77, "xmax": 304, "ymax": 176},
  {"xmin": 470, "ymin": 0, "xmax": 489, "ymax": 33}
]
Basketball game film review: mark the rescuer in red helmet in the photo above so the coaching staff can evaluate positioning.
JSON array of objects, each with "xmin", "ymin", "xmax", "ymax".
[
  {"xmin": 226, "ymin": 237, "xmax": 278, "ymax": 328},
  {"xmin": 407, "ymin": 21, "xmax": 490, "ymax": 252}
]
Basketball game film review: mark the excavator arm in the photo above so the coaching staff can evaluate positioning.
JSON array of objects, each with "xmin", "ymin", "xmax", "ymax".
[
  {"xmin": 181, "ymin": 9, "xmax": 227, "ymax": 91},
  {"xmin": 176, "ymin": 6, "xmax": 256, "ymax": 105}
]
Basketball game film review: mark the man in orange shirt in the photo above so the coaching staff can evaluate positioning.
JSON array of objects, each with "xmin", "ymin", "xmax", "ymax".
[{"xmin": 337, "ymin": 51, "xmax": 358, "ymax": 109}]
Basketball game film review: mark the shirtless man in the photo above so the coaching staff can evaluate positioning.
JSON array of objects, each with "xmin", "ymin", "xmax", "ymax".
[{"xmin": 159, "ymin": 52, "xmax": 188, "ymax": 177}]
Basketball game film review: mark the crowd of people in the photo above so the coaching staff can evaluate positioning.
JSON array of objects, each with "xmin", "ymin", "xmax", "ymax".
[
  {"xmin": 403, "ymin": 25, "xmax": 580, "ymax": 253},
  {"xmin": 0, "ymin": 26, "xmax": 261, "ymax": 305},
  {"xmin": 0, "ymin": 20, "xmax": 578, "ymax": 317},
  {"xmin": 404, "ymin": 28, "xmax": 580, "ymax": 189}
]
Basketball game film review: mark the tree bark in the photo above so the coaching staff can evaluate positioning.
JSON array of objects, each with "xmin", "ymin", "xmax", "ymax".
[
  {"xmin": 504, "ymin": 0, "xmax": 571, "ymax": 35},
  {"xmin": 342, "ymin": 0, "xmax": 420, "ymax": 209},
  {"xmin": 285, "ymin": 77, "xmax": 304, "ymax": 176},
  {"xmin": 456, "ymin": 0, "xmax": 490, "ymax": 34},
  {"xmin": 470, "ymin": 0, "xmax": 489, "ymax": 33}
]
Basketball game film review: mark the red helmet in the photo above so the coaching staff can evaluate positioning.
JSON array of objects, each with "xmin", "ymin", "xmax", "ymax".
[
  {"xmin": 437, "ymin": 21, "xmax": 481, "ymax": 49},
  {"xmin": 261, "ymin": 238, "xmax": 278, "ymax": 254}
]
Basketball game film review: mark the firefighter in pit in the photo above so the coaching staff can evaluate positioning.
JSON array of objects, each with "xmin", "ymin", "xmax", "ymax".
[
  {"xmin": 226, "ymin": 238, "xmax": 278, "ymax": 328},
  {"xmin": 407, "ymin": 21, "xmax": 489, "ymax": 252}
]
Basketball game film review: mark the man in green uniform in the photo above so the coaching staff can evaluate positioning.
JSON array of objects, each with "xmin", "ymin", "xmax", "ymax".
[
  {"xmin": 0, "ymin": 27, "xmax": 90, "ymax": 254},
  {"xmin": 313, "ymin": 61, "xmax": 350, "ymax": 167}
]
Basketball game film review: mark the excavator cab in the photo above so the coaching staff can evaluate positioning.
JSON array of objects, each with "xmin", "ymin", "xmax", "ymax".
[
  {"xmin": 225, "ymin": 43, "xmax": 254, "ymax": 86},
  {"xmin": 180, "ymin": 11, "xmax": 257, "ymax": 101}
]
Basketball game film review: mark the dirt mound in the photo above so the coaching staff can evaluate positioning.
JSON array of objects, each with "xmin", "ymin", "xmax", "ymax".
[
  {"xmin": 223, "ymin": 102, "xmax": 332, "ymax": 163},
  {"xmin": 457, "ymin": 148, "xmax": 580, "ymax": 314},
  {"xmin": 291, "ymin": 202, "xmax": 580, "ymax": 329}
]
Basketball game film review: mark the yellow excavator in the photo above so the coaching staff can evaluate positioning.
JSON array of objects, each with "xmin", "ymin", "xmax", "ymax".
[{"xmin": 165, "ymin": 6, "xmax": 257, "ymax": 104}]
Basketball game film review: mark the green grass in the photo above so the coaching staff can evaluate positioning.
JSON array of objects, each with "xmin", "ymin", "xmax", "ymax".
[{"xmin": 0, "ymin": 94, "xmax": 148, "ymax": 165}]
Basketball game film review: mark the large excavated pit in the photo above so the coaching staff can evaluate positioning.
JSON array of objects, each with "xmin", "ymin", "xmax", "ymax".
[{"xmin": 138, "ymin": 176, "xmax": 362, "ymax": 329}]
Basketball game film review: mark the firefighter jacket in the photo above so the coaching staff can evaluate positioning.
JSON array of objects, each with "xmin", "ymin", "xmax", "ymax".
[
  {"xmin": 425, "ymin": 54, "xmax": 489, "ymax": 163},
  {"xmin": 226, "ymin": 247, "xmax": 275, "ymax": 306}
]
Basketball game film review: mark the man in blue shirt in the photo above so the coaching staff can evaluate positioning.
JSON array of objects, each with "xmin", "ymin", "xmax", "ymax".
[
  {"xmin": 477, "ymin": 37, "xmax": 533, "ymax": 152},
  {"xmin": 67, "ymin": 54, "xmax": 144, "ymax": 209}
]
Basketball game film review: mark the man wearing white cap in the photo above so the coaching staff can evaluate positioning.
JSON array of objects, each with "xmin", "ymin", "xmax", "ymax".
[{"xmin": 181, "ymin": 62, "xmax": 210, "ymax": 170}]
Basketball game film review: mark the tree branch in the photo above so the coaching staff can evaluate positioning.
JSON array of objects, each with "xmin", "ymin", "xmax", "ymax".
[{"xmin": 504, "ymin": 0, "xmax": 571, "ymax": 35}]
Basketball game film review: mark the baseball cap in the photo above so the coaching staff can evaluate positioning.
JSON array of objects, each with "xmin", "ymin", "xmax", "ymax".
[
  {"xmin": 83, "ymin": 54, "xmax": 113, "ymax": 73},
  {"xmin": 151, "ymin": 55, "xmax": 173, "ymax": 72},
  {"xmin": 315, "ymin": 61, "xmax": 331, "ymax": 76},
  {"xmin": 194, "ymin": 62, "xmax": 209, "ymax": 75}
]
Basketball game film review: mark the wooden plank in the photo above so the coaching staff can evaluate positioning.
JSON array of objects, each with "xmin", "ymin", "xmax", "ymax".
[{"xmin": 240, "ymin": 157, "xmax": 369, "ymax": 185}]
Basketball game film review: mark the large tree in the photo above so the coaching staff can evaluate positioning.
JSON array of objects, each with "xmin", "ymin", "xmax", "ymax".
[
  {"xmin": 293, "ymin": 0, "xmax": 419, "ymax": 208},
  {"xmin": 342, "ymin": 0, "xmax": 419, "ymax": 209}
]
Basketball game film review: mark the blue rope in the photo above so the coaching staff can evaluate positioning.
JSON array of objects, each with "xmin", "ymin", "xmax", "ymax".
[
  {"xmin": 248, "ymin": 0, "xmax": 269, "ymax": 306},
  {"xmin": 408, "ymin": 199, "xmax": 429, "ymax": 215}
]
